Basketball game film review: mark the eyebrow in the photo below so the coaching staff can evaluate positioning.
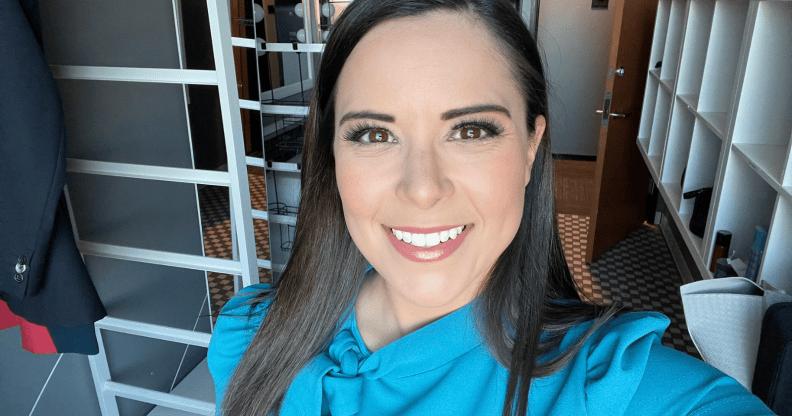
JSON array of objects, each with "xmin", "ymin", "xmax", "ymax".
[{"xmin": 338, "ymin": 104, "xmax": 511, "ymax": 126}]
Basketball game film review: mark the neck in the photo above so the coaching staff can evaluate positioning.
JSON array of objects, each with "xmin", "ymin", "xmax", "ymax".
[{"xmin": 354, "ymin": 272, "xmax": 474, "ymax": 352}]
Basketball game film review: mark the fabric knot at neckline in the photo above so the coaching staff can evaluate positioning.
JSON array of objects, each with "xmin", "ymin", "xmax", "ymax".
[
  {"xmin": 328, "ymin": 329, "xmax": 368, "ymax": 377},
  {"xmin": 322, "ymin": 329, "xmax": 372, "ymax": 416}
]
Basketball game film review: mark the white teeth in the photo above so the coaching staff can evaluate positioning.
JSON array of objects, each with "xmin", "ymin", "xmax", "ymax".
[
  {"xmin": 425, "ymin": 233, "xmax": 440, "ymax": 247},
  {"xmin": 391, "ymin": 225, "xmax": 466, "ymax": 248}
]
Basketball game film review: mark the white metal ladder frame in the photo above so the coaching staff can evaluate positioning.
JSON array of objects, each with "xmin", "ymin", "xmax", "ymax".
[
  {"xmin": 57, "ymin": 0, "xmax": 328, "ymax": 413},
  {"xmin": 56, "ymin": 0, "xmax": 257, "ymax": 414},
  {"xmin": 233, "ymin": 0, "xmax": 325, "ymax": 281}
]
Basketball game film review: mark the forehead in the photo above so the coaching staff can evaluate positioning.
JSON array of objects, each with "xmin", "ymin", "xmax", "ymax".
[{"xmin": 334, "ymin": 11, "xmax": 522, "ymax": 123}]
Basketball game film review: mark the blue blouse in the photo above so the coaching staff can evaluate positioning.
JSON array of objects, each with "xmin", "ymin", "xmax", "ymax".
[{"xmin": 207, "ymin": 284, "xmax": 773, "ymax": 416}]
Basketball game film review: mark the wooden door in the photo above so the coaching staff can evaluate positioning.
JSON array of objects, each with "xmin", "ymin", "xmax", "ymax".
[
  {"xmin": 230, "ymin": 0, "xmax": 252, "ymax": 153},
  {"xmin": 585, "ymin": 0, "xmax": 658, "ymax": 262}
]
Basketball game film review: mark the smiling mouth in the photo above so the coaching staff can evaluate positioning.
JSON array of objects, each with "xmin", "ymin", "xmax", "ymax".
[
  {"xmin": 388, "ymin": 225, "xmax": 467, "ymax": 248},
  {"xmin": 384, "ymin": 224, "xmax": 473, "ymax": 263}
]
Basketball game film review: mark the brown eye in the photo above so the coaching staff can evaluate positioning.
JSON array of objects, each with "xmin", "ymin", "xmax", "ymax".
[
  {"xmin": 364, "ymin": 129, "xmax": 390, "ymax": 143},
  {"xmin": 461, "ymin": 127, "xmax": 482, "ymax": 139}
]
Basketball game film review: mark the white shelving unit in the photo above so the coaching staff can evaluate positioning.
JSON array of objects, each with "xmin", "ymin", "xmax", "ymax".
[{"xmin": 638, "ymin": 0, "xmax": 792, "ymax": 294}]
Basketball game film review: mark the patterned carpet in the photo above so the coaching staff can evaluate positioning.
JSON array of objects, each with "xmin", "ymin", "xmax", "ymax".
[
  {"xmin": 199, "ymin": 166, "xmax": 271, "ymax": 323},
  {"xmin": 558, "ymin": 213, "xmax": 700, "ymax": 358},
  {"xmin": 199, "ymin": 181, "xmax": 700, "ymax": 358}
]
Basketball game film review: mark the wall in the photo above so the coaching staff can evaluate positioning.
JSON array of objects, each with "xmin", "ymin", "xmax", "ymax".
[{"xmin": 537, "ymin": 0, "xmax": 615, "ymax": 157}]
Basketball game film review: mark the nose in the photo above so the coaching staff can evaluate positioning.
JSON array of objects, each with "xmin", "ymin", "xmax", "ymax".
[{"xmin": 395, "ymin": 145, "xmax": 454, "ymax": 210}]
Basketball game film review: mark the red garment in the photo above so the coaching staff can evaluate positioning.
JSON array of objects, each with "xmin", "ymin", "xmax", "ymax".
[{"xmin": 0, "ymin": 299, "xmax": 57, "ymax": 354}]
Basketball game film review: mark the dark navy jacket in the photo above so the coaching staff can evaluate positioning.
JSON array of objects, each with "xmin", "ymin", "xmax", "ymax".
[{"xmin": 0, "ymin": 0, "xmax": 106, "ymax": 354}]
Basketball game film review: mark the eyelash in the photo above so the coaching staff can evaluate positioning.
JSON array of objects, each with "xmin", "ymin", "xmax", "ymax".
[{"xmin": 340, "ymin": 117, "xmax": 506, "ymax": 145}]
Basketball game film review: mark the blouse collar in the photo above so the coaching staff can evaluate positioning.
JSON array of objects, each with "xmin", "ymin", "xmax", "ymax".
[
  {"xmin": 334, "ymin": 299, "xmax": 486, "ymax": 380},
  {"xmin": 287, "ymin": 265, "xmax": 489, "ymax": 416},
  {"xmin": 334, "ymin": 263, "xmax": 487, "ymax": 379}
]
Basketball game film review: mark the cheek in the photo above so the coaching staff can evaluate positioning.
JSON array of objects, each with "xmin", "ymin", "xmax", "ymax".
[
  {"xmin": 471, "ymin": 150, "xmax": 529, "ymax": 222},
  {"xmin": 335, "ymin": 156, "xmax": 381, "ymax": 229}
]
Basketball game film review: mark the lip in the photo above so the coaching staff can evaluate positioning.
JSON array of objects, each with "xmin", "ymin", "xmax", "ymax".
[
  {"xmin": 385, "ymin": 224, "xmax": 472, "ymax": 263},
  {"xmin": 385, "ymin": 224, "xmax": 466, "ymax": 234}
]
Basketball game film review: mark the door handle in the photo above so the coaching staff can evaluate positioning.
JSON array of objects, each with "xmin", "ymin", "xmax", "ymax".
[{"xmin": 596, "ymin": 110, "xmax": 630, "ymax": 118}]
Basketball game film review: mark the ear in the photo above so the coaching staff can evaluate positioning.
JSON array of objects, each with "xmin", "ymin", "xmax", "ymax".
[{"xmin": 525, "ymin": 115, "xmax": 547, "ymax": 187}]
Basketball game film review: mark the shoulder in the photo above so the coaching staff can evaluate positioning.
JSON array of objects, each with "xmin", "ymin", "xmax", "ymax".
[
  {"xmin": 207, "ymin": 283, "xmax": 274, "ymax": 408},
  {"xmin": 575, "ymin": 311, "xmax": 772, "ymax": 416}
]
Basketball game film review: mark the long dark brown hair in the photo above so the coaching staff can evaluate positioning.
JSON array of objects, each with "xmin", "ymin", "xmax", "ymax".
[{"xmin": 221, "ymin": 1, "xmax": 616, "ymax": 415}]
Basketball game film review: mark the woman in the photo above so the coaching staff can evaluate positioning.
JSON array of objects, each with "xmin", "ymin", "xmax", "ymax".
[{"xmin": 208, "ymin": 1, "xmax": 773, "ymax": 415}]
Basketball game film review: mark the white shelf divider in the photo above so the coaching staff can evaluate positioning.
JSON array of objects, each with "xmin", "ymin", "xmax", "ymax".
[
  {"xmin": 649, "ymin": 88, "xmax": 672, "ymax": 160},
  {"xmin": 758, "ymin": 196, "xmax": 792, "ymax": 295},
  {"xmin": 661, "ymin": 98, "xmax": 696, "ymax": 185},
  {"xmin": 638, "ymin": 76, "xmax": 660, "ymax": 147}
]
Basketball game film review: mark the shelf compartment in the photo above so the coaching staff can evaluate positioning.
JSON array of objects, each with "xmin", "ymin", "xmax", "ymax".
[
  {"xmin": 649, "ymin": 88, "xmax": 672, "ymax": 161},
  {"xmin": 664, "ymin": 181, "xmax": 684, "ymax": 220},
  {"xmin": 732, "ymin": 1, "xmax": 792, "ymax": 186},
  {"xmin": 649, "ymin": 68, "xmax": 661, "ymax": 81},
  {"xmin": 678, "ymin": 93, "xmax": 699, "ymax": 113},
  {"xmin": 698, "ymin": 0, "xmax": 749, "ymax": 115},
  {"xmin": 678, "ymin": 208, "xmax": 705, "ymax": 261},
  {"xmin": 659, "ymin": 78, "xmax": 675, "ymax": 93},
  {"xmin": 676, "ymin": 0, "xmax": 715, "ymax": 96},
  {"xmin": 659, "ymin": 181, "xmax": 705, "ymax": 264},
  {"xmin": 648, "ymin": 0, "xmax": 673, "ymax": 70},
  {"xmin": 637, "ymin": 138, "xmax": 659, "ymax": 185},
  {"xmin": 681, "ymin": 119, "xmax": 722, "ymax": 217},
  {"xmin": 710, "ymin": 153, "xmax": 776, "ymax": 274},
  {"xmin": 732, "ymin": 143, "xmax": 786, "ymax": 194},
  {"xmin": 697, "ymin": 111, "xmax": 728, "ymax": 140},
  {"xmin": 638, "ymin": 76, "xmax": 660, "ymax": 147},
  {"xmin": 659, "ymin": 0, "xmax": 687, "ymax": 82},
  {"xmin": 758, "ymin": 196, "xmax": 792, "ymax": 294},
  {"xmin": 662, "ymin": 98, "xmax": 696, "ymax": 186}
]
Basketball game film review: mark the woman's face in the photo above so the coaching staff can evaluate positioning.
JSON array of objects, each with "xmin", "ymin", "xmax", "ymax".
[{"xmin": 333, "ymin": 11, "xmax": 545, "ymax": 312}]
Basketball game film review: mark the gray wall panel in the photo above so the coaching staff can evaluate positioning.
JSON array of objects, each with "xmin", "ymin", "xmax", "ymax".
[
  {"xmin": 30, "ymin": 354, "xmax": 103, "ymax": 416},
  {"xmin": 83, "ymin": 256, "xmax": 210, "ymax": 331},
  {"xmin": 58, "ymin": 79, "xmax": 194, "ymax": 169},
  {"xmin": 39, "ymin": 0, "xmax": 181, "ymax": 69},
  {"xmin": 67, "ymin": 175, "xmax": 203, "ymax": 256},
  {"xmin": 0, "ymin": 328, "xmax": 58, "ymax": 415},
  {"xmin": 0, "ymin": 330, "xmax": 101, "ymax": 416},
  {"xmin": 103, "ymin": 331, "xmax": 208, "ymax": 414}
]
